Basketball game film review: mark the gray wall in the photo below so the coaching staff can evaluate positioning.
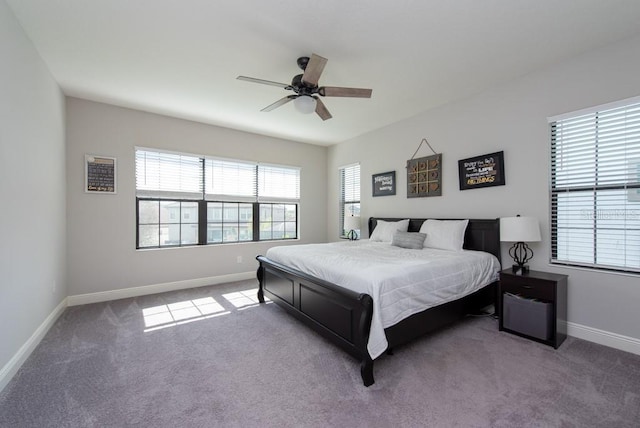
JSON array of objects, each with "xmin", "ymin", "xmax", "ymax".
[
  {"xmin": 328, "ymin": 34, "xmax": 640, "ymax": 341},
  {"xmin": 0, "ymin": 1, "xmax": 66, "ymax": 373},
  {"xmin": 66, "ymin": 98, "xmax": 328, "ymax": 296}
]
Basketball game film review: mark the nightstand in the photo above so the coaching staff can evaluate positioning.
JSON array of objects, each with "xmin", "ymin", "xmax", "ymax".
[{"xmin": 498, "ymin": 269, "xmax": 568, "ymax": 349}]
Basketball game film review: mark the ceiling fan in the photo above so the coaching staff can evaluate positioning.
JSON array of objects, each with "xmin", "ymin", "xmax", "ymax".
[{"xmin": 237, "ymin": 54, "xmax": 372, "ymax": 121}]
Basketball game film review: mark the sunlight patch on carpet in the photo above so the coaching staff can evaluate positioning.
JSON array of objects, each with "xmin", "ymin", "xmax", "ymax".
[
  {"xmin": 141, "ymin": 289, "xmax": 270, "ymax": 332},
  {"xmin": 222, "ymin": 288, "xmax": 269, "ymax": 310},
  {"xmin": 142, "ymin": 296, "xmax": 230, "ymax": 332}
]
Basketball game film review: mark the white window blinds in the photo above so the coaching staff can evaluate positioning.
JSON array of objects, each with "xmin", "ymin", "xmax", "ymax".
[
  {"xmin": 135, "ymin": 148, "xmax": 300, "ymax": 203},
  {"xmin": 341, "ymin": 163, "xmax": 360, "ymax": 206},
  {"xmin": 550, "ymin": 98, "xmax": 640, "ymax": 272},
  {"xmin": 135, "ymin": 149, "xmax": 203, "ymax": 199},
  {"xmin": 205, "ymin": 158, "xmax": 257, "ymax": 202},
  {"xmin": 339, "ymin": 163, "xmax": 361, "ymax": 236},
  {"xmin": 258, "ymin": 164, "xmax": 300, "ymax": 202}
]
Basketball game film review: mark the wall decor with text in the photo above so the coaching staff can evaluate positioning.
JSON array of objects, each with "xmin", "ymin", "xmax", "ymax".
[
  {"xmin": 372, "ymin": 171, "xmax": 396, "ymax": 196},
  {"xmin": 407, "ymin": 153, "xmax": 442, "ymax": 198},
  {"xmin": 85, "ymin": 154, "xmax": 117, "ymax": 193},
  {"xmin": 458, "ymin": 151, "xmax": 505, "ymax": 190}
]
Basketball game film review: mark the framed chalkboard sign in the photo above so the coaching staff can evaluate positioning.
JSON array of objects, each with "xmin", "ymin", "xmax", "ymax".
[
  {"xmin": 85, "ymin": 154, "xmax": 117, "ymax": 193},
  {"xmin": 372, "ymin": 171, "xmax": 396, "ymax": 196},
  {"xmin": 458, "ymin": 151, "xmax": 505, "ymax": 190}
]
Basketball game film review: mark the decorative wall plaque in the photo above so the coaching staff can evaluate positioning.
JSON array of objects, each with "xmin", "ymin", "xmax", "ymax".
[
  {"xmin": 372, "ymin": 171, "xmax": 396, "ymax": 196},
  {"xmin": 407, "ymin": 153, "xmax": 441, "ymax": 198},
  {"xmin": 458, "ymin": 151, "xmax": 505, "ymax": 190},
  {"xmin": 85, "ymin": 154, "xmax": 117, "ymax": 193}
]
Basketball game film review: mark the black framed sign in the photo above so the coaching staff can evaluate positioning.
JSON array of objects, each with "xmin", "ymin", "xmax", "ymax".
[
  {"xmin": 372, "ymin": 171, "xmax": 396, "ymax": 196},
  {"xmin": 85, "ymin": 154, "xmax": 117, "ymax": 193},
  {"xmin": 458, "ymin": 151, "xmax": 505, "ymax": 190}
]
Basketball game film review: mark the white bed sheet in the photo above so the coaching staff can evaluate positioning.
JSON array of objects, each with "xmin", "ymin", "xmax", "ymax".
[{"xmin": 265, "ymin": 240, "xmax": 500, "ymax": 359}]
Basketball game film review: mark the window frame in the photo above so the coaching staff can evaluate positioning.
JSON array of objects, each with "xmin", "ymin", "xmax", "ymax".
[
  {"xmin": 549, "ymin": 96, "xmax": 640, "ymax": 274},
  {"xmin": 135, "ymin": 147, "xmax": 300, "ymax": 249},
  {"xmin": 136, "ymin": 199, "xmax": 299, "ymax": 249},
  {"xmin": 206, "ymin": 201, "xmax": 255, "ymax": 244},
  {"xmin": 339, "ymin": 163, "xmax": 361, "ymax": 238}
]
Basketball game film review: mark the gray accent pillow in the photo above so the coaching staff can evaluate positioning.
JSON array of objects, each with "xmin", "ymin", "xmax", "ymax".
[{"xmin": 391, "ymin": 231, "xmax": 427, "ymax": 249}]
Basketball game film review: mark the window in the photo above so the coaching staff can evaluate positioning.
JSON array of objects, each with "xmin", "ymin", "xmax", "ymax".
[
  {"xmin": 259, "ymin": 203, "xmax": 298, "ymax": 240},
  {"xmin": 339, "ymin": 163, "xmax": 360, "ymax": 237},
  {"xmin": 135, "ymin": 148, "xmax": 300, "ymax": 248},
  {"xmin": 549, "ymin": 97, "xmax": 640, "ymax": 273},
  {"xmin": 207, "ymin": 202, "xmax": 253, "ymax": 244}
]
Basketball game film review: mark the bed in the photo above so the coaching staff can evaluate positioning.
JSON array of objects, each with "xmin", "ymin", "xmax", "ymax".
[{"xmin": 255, "ymin": 217, "xmax": 501, "ymax": 386}]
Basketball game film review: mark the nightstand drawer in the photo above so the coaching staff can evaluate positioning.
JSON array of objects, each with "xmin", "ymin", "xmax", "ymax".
[{"xmin": 500, "ymin": 276, "xmax": 555, "ymax": 301}]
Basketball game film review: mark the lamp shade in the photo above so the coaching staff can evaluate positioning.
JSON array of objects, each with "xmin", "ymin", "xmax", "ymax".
[
  {"xmin": 500, "ymin": 216, "xmax": 541, "ymax": 242},
  {"xmin": 293, "ymin": 95, "xmax": 317, "ymax": 114},
  {"xmin": 344, "ymin": 215, "xmax": 361, "ymax": 231}
]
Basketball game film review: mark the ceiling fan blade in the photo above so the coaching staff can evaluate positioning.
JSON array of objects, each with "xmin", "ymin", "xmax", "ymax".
[
  {"xmin": 314, "ymin": 97, "xmax": 332, "ymax": 121},
  {"xmin": 301, "ymin": 54, "xmax": 328, "ymax": 86},
  {"xmin": 237, "ymin": 76, "xmax": 291, "ymax": 89},
  {"xmin": 319, "ymin": 86, "xmax": 372, "ymax": 98},
  {"xmin": 261, "ymin": 95, "xmax": 297, "ymax": 112}
]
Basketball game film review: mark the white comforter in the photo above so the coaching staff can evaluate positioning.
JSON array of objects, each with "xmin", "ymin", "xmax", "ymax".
[{"xmin": 265, "ymin": 240, "xmax": 500, "ymax": 359}]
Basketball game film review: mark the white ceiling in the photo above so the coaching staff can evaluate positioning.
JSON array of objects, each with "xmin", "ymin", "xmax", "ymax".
[{"xmin": 7, "ymin": 0, "xmax": 640, "ymax": 146}]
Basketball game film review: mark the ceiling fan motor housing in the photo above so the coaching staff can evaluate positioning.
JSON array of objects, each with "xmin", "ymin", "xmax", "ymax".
[
  {"xmin": 297, "ymin": 56, "xmax": 310, "ymax": 70},
  {"xmin": 291, "ymin": 74, "xmax": 317, "ymax": 95}
]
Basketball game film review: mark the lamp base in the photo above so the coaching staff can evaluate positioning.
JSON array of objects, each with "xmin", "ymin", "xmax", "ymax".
[
  {"xmin": 508, "ymin": 242, "xmax": 534, "ymax": 275},
  {"xmin": 512, "ymin": 264, "xmax": 530, "ymax": 274},
  {"xmin": 346, "ymin": 230, "xmax": 358, "ymax": 241}
]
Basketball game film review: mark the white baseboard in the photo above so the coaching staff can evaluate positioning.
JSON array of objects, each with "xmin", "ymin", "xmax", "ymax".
[
  {"xmin": 567, "ymin": 321, "xmax": 640, "ymax": 356},
  {"xmin": 0, "ymin": 297, "xmax": 68, "ymax": 393},
  {"xmin": 67, "ymin": 271, "xmax": 256, "ymax": 306},
  {"xmin": 1, "ymin": 272, "xmax": 256, "ymax": 393}
]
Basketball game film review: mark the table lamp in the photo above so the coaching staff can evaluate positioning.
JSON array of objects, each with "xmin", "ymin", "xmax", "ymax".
[
  {"xmin": 500, "ymin": 215, "xmax": 541, "ymax": 273},
  {"xmin": 344, "ymin": 215, "xmax": 361, "ymax": 241}
]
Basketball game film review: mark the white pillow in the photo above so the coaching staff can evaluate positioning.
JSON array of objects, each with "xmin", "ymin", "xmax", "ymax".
[
  {"xmin": 370, "ymin": 219, "xmax": 410, "ymax": 242},
  {"xmin": 419, "ymin": 219, "xmax": 469, "ymax": 251}
]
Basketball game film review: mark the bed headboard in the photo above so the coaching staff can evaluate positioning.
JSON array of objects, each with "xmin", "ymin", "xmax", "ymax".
[{"xmin": 368, "ymin": 217, "xmax": 501, "ymax": 263}]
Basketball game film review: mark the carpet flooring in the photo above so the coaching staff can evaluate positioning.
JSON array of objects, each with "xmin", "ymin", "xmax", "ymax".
[{"xmin": 1, "ymin": 279, "xmax": 639, "ymax": 427}]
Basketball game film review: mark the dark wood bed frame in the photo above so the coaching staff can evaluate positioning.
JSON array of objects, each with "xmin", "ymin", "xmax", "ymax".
[{"xmin": 256, "ymin": 217, "xmax": 501, "ymax": 386}]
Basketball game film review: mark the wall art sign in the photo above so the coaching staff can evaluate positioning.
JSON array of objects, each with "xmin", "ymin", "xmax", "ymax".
[
  {"xmin": 407, "ymin": 153, "xmax": 442, "ymax": 198},
  {"xmin": 372, "ymin": 171, "xmax": 396, "ymax": 197},
  {"xmin": 85, "ymin": 154, "xmax": 117, "ymax": 193},
  {"xmin": 458, "ymin": 151, "xmax": 505, "ymax": 190}
]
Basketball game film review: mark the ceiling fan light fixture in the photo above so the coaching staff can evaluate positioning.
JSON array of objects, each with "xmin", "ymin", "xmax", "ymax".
[{"xmin": 293, "ymin": 95, "xmax": 316, "ymax": 114}]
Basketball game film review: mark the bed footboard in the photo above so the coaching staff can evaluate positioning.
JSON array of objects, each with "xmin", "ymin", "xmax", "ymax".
[{"xmin": 256, "ymin": 255, "xmax": 375, "ymax": 386}]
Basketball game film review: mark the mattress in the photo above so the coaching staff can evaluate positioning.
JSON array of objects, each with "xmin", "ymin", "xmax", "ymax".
[{"xmin": 265, "ymin": 240, "xmax": 501, "ymax": 359}]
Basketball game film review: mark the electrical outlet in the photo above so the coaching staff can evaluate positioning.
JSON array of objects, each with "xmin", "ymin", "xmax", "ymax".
[
  {"xmin": 236, "ymin": 256, "xmax": 243, "ymax": 264},
  {"xmin": 52, "ymin": 280, "xmax": 57, "ymax": 293}
]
